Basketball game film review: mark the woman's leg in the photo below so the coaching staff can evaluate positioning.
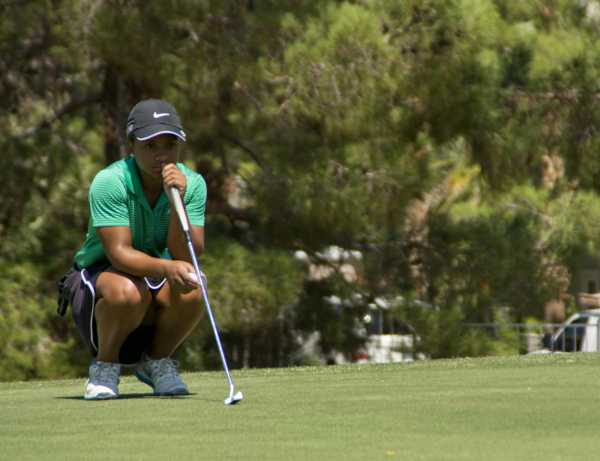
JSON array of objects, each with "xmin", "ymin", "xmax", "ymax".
[
  {"xmin": 94, "ymin": 268, "xmax": 153, "ymax": 363},
  {"xmin": 145, "ymin": 282, "xmax": 205, "ymax": 359}
]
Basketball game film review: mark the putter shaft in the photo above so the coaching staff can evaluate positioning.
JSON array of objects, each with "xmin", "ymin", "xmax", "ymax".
[{"xmin": 170, "ymin": 187, "xmax": 243, "ymax": 404}]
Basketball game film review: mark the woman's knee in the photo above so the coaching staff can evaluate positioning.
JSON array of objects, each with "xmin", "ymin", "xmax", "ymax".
[
  {"xmin": 99, "ymin": 274, "xmax": 151, "ymax": 310},
  {"xmin": 153, "ymin": 284, "xmax": 204, "ymax": 321},
  {"xmin": 179, "ymin": 289, "xmax": 205, "ymax": 319}
]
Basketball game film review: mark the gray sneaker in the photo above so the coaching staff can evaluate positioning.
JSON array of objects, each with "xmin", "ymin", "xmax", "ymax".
[
  {"xmin": 135, "ymin": 352, "xmax": 189, "ymax": 396},
  {"xmin": 85, "ymin": 358, "xmax": 120, "ymax": 400}
]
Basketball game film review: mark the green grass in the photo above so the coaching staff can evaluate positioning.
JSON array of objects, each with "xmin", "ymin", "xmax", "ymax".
[{"xmin": 1, "ymin": 353, "xmax": 600, "ymax": 460}]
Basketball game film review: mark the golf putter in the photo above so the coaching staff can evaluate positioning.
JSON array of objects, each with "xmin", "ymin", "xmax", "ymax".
[{"xmin": 170, "ymin": 187, "xmax": 244, "ymax": 405}]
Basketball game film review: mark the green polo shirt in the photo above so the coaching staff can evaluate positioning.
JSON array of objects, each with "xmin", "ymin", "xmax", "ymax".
[{"xmin": 74, "ymin": 158, "xmax": 206, "ymax": 269}]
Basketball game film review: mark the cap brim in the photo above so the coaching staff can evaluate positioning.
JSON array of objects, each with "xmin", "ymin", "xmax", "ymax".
[{"xmin": 134, "ymin": 123, "xmax": 186, "ymax": 142}]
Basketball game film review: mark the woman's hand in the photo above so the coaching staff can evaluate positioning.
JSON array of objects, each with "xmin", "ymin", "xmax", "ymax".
[
  {"xmin": 162, "ymin": 163, "xmax": 187, "ymax": 203},
  {"xmin": 165, "ymin": 260, "xmax": 200, "ymax": 294}
]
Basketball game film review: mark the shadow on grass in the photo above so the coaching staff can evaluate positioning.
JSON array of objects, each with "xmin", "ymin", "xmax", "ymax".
[{"xmin": 55, "ymin": 393, "xmax": 220, "ymax": 401}]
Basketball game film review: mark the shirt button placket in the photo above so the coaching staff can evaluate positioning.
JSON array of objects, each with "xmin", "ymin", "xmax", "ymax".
[{"xmin": 146, "ymin": 214, "xmax": 155, "ymax": 248}]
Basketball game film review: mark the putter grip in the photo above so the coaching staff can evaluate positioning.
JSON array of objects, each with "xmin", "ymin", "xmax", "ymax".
[{"xmin": 170, "ymin": 186, "xmax": 189, "ymax": 232}]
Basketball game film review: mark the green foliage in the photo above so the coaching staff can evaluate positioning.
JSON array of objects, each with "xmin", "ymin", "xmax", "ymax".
[
  {"xmin": 399, "ymin": 301, "xmax": 499, "ymax": 359},
  {"xmin": 427, "ymin": 209, "xmax": 547, "ymax": 321},
  {"xmin": 200, "ymin": 235, "xmax": 303, "ymax": 330},
  {"xmin": 176, "ymin": 231, "xmax": 304, "ymax": 370},
  {"xmin": 5, "ymin": 0, "xmax": 600, "ymax": 379},
  {"xmin": 0, "ymin": 261, "xmax": 76, "ymax": 381},
  {"xmin": 294, "ymin": 278, "xmax": 368, "ymax": 363}
]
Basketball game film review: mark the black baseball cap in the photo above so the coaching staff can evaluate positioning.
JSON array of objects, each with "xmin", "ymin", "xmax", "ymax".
[{"xmin": 126, "ymin": 99, "xmax": 186, "ymax": 142}]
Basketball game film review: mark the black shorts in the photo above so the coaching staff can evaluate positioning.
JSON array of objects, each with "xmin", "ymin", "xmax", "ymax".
[{"xmin": 62, "ymin": 262, "xmax": 167, "ymax": 366}]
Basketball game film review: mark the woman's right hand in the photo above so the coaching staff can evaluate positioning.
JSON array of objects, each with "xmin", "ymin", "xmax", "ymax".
[{"xmin": 166, "ymin": 260, "xmax": 200, "ymax": 293}]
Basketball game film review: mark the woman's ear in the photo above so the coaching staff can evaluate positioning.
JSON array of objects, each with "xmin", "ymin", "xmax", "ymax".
[{"xmin": 126, "ymin": 139, "xmax": 134, "ymax": 157}]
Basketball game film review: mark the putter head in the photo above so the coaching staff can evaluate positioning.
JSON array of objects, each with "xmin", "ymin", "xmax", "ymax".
[{"xmin": 223, "ymin": 391, "xmax": 244, "ymax": 405}]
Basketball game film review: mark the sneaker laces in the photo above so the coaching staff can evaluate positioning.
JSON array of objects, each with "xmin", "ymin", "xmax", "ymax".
[
  {"xmin": 91, "ymin": 361, "xmax": 119, "ymax": 384},
  {"xmin": 151, "ymin": 357, "xmax": 181, "ymax": 379}
]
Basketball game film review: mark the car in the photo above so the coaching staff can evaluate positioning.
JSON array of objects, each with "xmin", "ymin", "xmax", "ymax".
[{"xmin": 542, "ymin": 309, "xmax": 600, "ymax": 353}]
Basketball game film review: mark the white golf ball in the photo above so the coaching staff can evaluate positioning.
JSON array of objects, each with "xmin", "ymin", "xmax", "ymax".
[{"xmin": 188, "ymin": 273, "xmax": 198, "ymax": 282}]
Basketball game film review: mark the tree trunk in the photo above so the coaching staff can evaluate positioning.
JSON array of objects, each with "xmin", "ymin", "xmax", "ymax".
[{"xmin": 101, "ymin": 65, "xmax": 162, "ymax": 165}]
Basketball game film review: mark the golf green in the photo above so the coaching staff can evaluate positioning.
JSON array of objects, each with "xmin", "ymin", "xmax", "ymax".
[{"xmin": 1, "ymin": 353, "xmax": 599, "ymax": 460}]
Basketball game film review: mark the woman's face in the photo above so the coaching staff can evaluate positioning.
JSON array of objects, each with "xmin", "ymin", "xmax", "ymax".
[{"xmin": 129, "ymin": 134, "xmax": 181, "ymax": 184}]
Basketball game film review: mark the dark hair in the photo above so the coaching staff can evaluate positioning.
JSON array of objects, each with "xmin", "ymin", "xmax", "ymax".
[{"xmin": 127, "ymin": 131, "xmax": 136, "ymax": 146}]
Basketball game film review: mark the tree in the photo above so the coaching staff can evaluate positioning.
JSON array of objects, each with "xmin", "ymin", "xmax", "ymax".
[{"xmin": 4, "ymin": 0, "xmax": 600, "ymax": 379}]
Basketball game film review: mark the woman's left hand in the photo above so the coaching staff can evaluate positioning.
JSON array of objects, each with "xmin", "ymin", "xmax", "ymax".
[{"xmin": 162, "ymin": 163, "xmax": 187, "ymax": 202}]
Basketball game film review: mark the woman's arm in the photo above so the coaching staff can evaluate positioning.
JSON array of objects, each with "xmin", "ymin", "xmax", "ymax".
[
  {"xmin": 97, "ymin": 226, "xmax": 198, "ymax": 293},
  {"xmin": 161, "ymin": 164, "xmax": 205, "ymax": 263},
  {"xmin": 166, "ymin": 219, "xmax": 205, "ymax": 264}
]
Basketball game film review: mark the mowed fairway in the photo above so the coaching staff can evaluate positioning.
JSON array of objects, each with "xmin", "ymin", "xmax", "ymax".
[{"xmin": 1, "ymin": 353, "xmax": 599, "ymax": 461}]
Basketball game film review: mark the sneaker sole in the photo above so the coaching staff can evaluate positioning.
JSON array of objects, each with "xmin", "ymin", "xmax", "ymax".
[
  {"xmin": 135, "ymin": 367, "xmax": 189, "ymax": 396},
  {"xmin": 84, "ymin": 392, "xmax": 118, "ymax": 400}
]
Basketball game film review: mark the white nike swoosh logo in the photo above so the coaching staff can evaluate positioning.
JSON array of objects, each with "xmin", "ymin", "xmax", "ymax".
[{"xmin": 153, "ymin": 112, "xmax": 170, "ymax": 118}]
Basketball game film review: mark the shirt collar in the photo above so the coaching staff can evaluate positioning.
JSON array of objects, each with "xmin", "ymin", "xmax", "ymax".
[{"xmin": 124, "ymin": 157, "xmax": 143, "ymax": 195}]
